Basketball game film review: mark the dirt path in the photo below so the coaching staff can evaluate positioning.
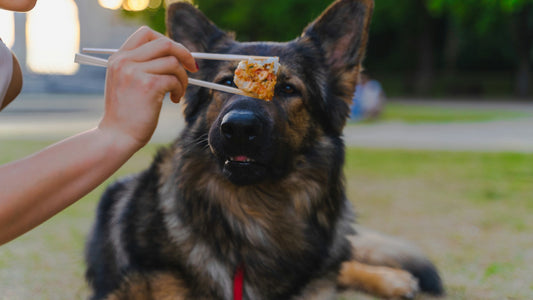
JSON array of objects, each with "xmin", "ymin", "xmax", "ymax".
[
  {"xmin": 1, "ymin": 93, "xmax": 532, "ymax": 152},
  {"xmin": 344, "ymin": 117, "xmax": 533, "ymax": 152},
  {"xmin": 345, "ymin": 99, "xmax": 533, "ymax": 152},
  {"xmin": 0, "ymin": 93, "xmax": 184, "ymax": 143}
]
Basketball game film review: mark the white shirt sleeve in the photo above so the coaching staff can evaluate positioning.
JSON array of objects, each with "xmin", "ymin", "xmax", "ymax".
[{"xmin": 0, "ymin": 39, "xmax": 14, "ymax": 108}]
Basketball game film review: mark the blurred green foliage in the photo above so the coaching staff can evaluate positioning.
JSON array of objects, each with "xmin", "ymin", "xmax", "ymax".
[
  {"xmin": 122, "ymin": 0, "xmax": 333, "ymax": 41},
  {"xmin": 122, "ymin": 4, "xmax": 167, "ymax": 33},
  {"xmin": 123, "ymin": 0, "xmax": 533, "ymax": 97}
]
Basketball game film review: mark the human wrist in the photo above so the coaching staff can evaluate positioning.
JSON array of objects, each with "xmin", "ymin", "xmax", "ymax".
[{"xmin": 95, "ymin": 124, "xmax": 145, "ymax": 157}]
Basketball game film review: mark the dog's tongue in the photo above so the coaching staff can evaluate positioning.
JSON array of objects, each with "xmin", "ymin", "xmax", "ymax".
[{"xmin": 234, "ymin": 155, "xmax": 248, "ymax": 162}]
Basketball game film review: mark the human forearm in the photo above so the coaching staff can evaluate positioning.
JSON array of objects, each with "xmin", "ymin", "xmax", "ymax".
[
  {"xmin": 0, "ymin": 127, "xmax": 140, "ymax": 244},
  {"xmin": 0, "ymin": 27, "xmax": 196, "ymax": 245}
]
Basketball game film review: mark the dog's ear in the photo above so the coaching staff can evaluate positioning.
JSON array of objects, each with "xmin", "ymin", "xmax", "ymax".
[
  {"xmin": 302, "ymin": 0, "xmax": 373, "ymax": 76},
  {"xmin": 166, "ymin": 2, "xmax": 235, "ymax": 124},
  {"xmin": 300, "ymin": 0, "xmax": 373, "ymax": 133},
  {"xmin": 166, "ymin": 1, "xmax": 233, "ymax": 52}
]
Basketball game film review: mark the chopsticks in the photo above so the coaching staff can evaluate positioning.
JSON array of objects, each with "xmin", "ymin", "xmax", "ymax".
[
  {"xmin": 74, "ymin": 51, "xmax": 258, "ymax": 97},
  {"xmin": 74, "ymin": 53, "xmax": 109, "ymax": 67},
  {"xmin": 82, "ymin": 48, "xmax": 275, "ymax": 62}
]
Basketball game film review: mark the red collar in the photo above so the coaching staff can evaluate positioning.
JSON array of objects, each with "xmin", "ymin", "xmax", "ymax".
[{"xmin": 233, "ymin": 263, "xmax": 245, "ymax": 300}]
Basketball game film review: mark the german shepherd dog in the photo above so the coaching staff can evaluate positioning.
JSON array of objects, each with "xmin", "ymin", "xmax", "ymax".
[{"xmin": 85, "ymin": 0, "xmax": 444, "ymax": 299}]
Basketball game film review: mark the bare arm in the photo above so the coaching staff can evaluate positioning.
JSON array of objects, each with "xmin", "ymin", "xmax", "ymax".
[
  {"xmin": 0, "ymin": 129, "xmax": 139, "ymax": 244},
  {"xmin": 0, "ymin": 27, "xmax": 198, "ymax": 245}
]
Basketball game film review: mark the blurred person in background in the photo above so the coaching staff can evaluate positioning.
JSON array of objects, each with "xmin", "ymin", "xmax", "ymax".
[
  {"xmin": 0, "ymin": 0, "xmax": 199, "ymax": 245},
  {"xmin": 350, "ymin": 73, "xmax": 386, "ymax": 121}
]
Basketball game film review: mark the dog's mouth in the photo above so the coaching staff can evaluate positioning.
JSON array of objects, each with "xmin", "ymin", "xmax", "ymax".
[
  {"xmin": 208, "ymin": 98, "xmax": 278, "ymax": 185},
  {"xmin": 225, "ymin": 155, "xmax": 257, "ymax": 165},
  {"xmin": 222, "ymin": 154, "xmax": 268, "ymax": 185}
]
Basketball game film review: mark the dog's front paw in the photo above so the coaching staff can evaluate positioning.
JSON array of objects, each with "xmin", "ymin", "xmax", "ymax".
[
  {"xmin": 375, "ymin": 268, "xmax": 419, "ymax": 299},
  {"xmin": 338, "ymin": 261, "xmax": 419, "ymax": 299}
]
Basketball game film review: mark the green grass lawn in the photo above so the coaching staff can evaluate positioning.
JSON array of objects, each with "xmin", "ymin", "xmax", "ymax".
[
  {"xmin": 342, "ymin": 149, "xmax": 533, "ymax": 299},
  {"xmin": 1, "ymin": 140, "xmax": 532, "ymax": 299},
  {"xmin": 366, "ymin": 102, "xmax": 530, "ymax": 124}
]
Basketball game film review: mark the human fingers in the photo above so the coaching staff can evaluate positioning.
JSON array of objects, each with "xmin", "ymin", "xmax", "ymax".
[
  {"xmin": 100, "ymin": 69, "xmax": 182, "ymax": 145},
  {"xmin": 114, "ymin": 27, "xmax": 197, "ymax": 73},
  {"xmin": 107, "ymin": 27, "xmax": 162, "ymax": 74},
  {"xmin": 139, "ymin": 56, "xmax": 189, "ymax": 101},
  {"xmin": 127, "ymin": 37, "xmax": 198, "ymax": 73},
  {"xmin": 150, "ymin": 73, "xmax": 184, "ymax": 103},
  {"xmin": 106, "ymin": 51, "xmax": 187, "ymax": 99},
  {"xmin": 119, "ymin": 26, "xmax": 165, "ymax": 52}
]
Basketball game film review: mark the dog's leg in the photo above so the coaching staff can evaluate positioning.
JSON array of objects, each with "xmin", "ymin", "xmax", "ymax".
[
  {"xmin": 346, "ymin": 224, "xmax": 444, "ymax": 296},
  {"xmin": 104, "ymin": 272, "xmax": 188, "ymax": 300},
  {"xmin": 338, "ymin": 260, "xmax": 418, "ymax": 299}
]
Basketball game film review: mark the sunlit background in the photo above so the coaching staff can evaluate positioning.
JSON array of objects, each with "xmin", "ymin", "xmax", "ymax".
[
  {"xmin": 26, "ymin": 0, "xmax": 80, "ymax": 74},
  {"xmin": 0, "ymin": 9, "xmax": 14, "ymax": 48},
  {"xmin": 0, "ymin": 1, "xmax": 532, "ymax": 299},
  {"xmin": 0, "ymin": 0, "xmax": 162, "ymax": 76},
  {"xmin": 99, "ymin": 0, "xmax": 163, "ymax": 11}
]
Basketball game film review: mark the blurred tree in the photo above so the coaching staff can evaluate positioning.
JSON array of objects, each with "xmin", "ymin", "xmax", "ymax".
[
  {"xmin": 181, "ymin": 0, "xmax": 337, "ymax": 41},
  {"xmin": 122, "ymin": 4, "xmax": 167, "ymax": 34},
  {"xmin": 122, "ymin": 0, "xmax": 332, "ymax": 41},
  {"xmin": 428, "ymin": 0, "xmax": 533, "ymax": 97},
  {"xmin": 365, "ymin": 0, "xmax": 444, "ymax": 95},
  {"xmin": 123, "ymin": 0, "xmax": 532, "ymax": 98},
  {"xmin": 509, "ymin": 3, "xmax": 533, "ymax": 98}
]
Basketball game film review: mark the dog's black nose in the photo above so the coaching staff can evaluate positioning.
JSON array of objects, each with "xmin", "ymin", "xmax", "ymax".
[{"xmin": 221, "ymin": 110, "xmax": 263, "ymax": 145}]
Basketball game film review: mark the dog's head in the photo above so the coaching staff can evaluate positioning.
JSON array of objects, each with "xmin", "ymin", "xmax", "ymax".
[{"xmin": 167, "ymin": 0, "xmax": 373, "ymax": 186}]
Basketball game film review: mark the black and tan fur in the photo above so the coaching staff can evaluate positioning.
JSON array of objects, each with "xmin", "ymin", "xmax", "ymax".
[{"xmin": 85, "ymin": 0, "xmax": 444, "ymax": 299}]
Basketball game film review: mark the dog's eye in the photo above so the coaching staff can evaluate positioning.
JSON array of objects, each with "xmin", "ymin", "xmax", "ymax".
[
  {"xmin": 279, "ymin": 84, "xmax": 298, "ymax": 96},
  {"xmin": 218, "ymin": 77, "xmax": 237, "ymax": 88}
]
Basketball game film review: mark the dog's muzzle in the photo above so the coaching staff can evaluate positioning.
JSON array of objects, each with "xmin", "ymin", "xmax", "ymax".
[
  {"xmin": 221, "ymin": 110, "xmax": 264, "ymax": 148},
  {"xmin": 209, "ymin": 98, "xmax": 275, "ymax": 185}
]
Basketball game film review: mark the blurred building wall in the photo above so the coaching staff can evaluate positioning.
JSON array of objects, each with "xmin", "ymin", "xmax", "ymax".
[{"xmin": 12, "ymin": 0, "xmax": 142, "ymax": 94}]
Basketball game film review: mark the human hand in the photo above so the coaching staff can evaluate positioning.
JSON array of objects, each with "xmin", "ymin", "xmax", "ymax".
[{"xmin": 98, "ymin": 26, "xmax": 198, "ymax": 149}]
